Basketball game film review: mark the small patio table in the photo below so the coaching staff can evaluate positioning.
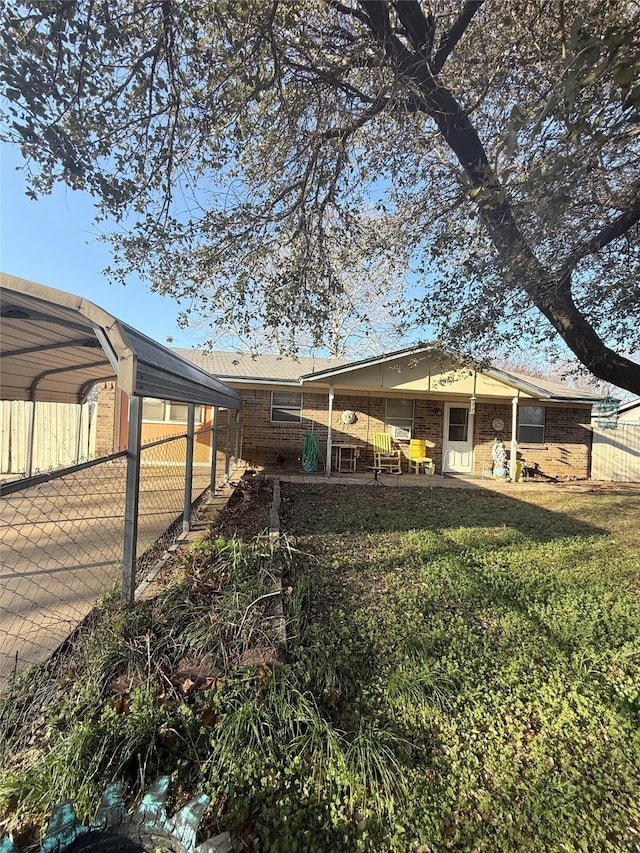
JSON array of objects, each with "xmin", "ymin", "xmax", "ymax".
[
  {"xmin": 332, "ymin": 443, "xmax": 360, "ymax": 473},
  {"xmin": 365, "ymin": 466, "xmax": 385, "ymax": 486}
]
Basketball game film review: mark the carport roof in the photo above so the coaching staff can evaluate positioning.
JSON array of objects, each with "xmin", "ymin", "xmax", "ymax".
[{"xmin": 0, "ymin": 273, "xmax": 241, "ymax": 409}]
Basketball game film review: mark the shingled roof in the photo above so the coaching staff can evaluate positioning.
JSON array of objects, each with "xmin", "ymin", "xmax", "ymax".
[
  {"xmin": 171, "ymin": 349, "xmax": 347, "ymax": 383},
  {"xmin": 172, "ymin": 346, "xmax": 603, "ymax": 403}
]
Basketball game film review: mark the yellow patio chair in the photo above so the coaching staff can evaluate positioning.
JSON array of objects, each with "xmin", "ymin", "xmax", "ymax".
[
  {"xmin": 372, "ymin": 432, "xmax": 402, "ymax": 473},
  {"xmin": 408, "ymin": 438, "xmax": 435, "ymax": 475}
]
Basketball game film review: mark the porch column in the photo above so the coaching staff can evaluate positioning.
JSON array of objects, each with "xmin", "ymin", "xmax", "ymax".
[
  {"xmin": 325, "ymin": 382, "xmax": 334, "ymax": 476},
  {"xmin": 122, "ymin": 394, "xmax": 142, "ymax": 602},
  {"xmin": 510, "ymin": 396, "xmax": 519, "ymax": 481},
  {"xmin": 182, "ymin": 402, "xmax": 196, "ymax": 533},
  {"xmin": 468, "ymin": 394, "xmax": 476, "ymax": 474}
]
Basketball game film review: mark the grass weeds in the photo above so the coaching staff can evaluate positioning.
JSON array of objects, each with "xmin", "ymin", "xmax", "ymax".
[{"xmin": 1, "ymin": 483, "xmax": 639, "ymax": 852}]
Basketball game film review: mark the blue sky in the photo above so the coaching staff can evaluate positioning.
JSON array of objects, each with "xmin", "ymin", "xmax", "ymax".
[{"xmin": 1, "ymin": 143, "xmax": 201, "ymax": 348}]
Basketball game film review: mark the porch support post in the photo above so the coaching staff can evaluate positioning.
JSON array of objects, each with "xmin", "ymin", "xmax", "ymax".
[
  {"xmin": 325, "ymin": 382, "xmax": 334, "ymax": 475},
  {"xmin": 122, "ymin": 395, "xmax": 142, "ymax": 603},
  {"xmin": 468, "ymin": 397, "xmax": 476, "ymax": 475},
  {"xmin": 510, "ymin": 396, "xmax": 519, "ymax": 482},
  {"xmin": 210, "ymin": 406, "xmax": 219, "ymax": 493},
  {"xmin": 468, "ymin": 372, "xmax": 477, "ymax": 474},
  {"xmin": 183, "ymin": 402, "xmax": 196, "ymax": 533}
]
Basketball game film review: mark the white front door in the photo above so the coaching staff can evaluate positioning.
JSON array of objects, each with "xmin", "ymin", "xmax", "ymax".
[{"xmin": 443, "ymin": 403, "xmax": 473, "ymax": 473}]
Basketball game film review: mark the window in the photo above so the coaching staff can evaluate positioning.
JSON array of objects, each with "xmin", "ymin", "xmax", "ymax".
[
  {"xmin": 271, "ymin": 391, "xmax": 302, "ymax": 423},
  {"xmin": 142, "ymin": 398, "xmax": 204, "ymax": 424},
  {"xmin": 518, "ymin": 405, "xmax": 545, "ymax": 443},
  {"xmin": 448, "ymin": 406, "xmax": 469, "ymax": 442},
  {"xmin": 386, "ymin": 398, "xmax": 414, "ymax": 439}
]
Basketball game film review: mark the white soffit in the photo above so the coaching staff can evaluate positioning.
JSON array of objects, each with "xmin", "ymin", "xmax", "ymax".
[{"xmin": 0, "ymin": 273, "xmax": 241, "ymax": 409}]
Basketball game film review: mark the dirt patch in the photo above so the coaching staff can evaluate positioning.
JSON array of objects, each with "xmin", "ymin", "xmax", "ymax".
[{"xmin": 208, "ymin": 474, "xmax": 273, "ymax": 540}]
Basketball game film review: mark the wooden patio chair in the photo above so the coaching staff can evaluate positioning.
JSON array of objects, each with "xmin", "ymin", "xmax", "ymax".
[
  {"xmin": 372, "ymin": 432, "xmax": 402, "ymax": 473},
  {"xmin": 408, "ymin": 439, "xmax": 435, "ymax": 475}
]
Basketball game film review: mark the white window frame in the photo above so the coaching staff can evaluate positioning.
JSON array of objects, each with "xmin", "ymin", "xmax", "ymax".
[
  {"xmin": 142, "ymin": 398, "xmax": 205, "ymax": 425},
  {"xmin": 385, "ymin": 398, "xmax": 414, "ymax": 440},
  {"xmin": 518, "ymin": 405, "xmax": 545, "ymax": 444},
  {"xmin": 271, "ymin": 391, "xmax": 303, "ymax": 424}
]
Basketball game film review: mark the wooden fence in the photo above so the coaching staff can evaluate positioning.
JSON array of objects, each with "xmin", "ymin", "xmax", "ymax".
[{"xmin": 591, "ymin": 422, "xmax": 640, "ymax": 482}]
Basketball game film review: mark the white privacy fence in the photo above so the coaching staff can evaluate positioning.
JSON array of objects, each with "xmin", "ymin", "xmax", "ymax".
[
  {"xmin": 1, "ymin": 400, "xmax": 96, "ymax": 475},
  {"xmin": 591, "ymin": 423, "xmax": 640, "ymax": 482}
]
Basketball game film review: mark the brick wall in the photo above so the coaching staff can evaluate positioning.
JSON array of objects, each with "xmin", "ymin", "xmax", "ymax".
[
  {"xmin": 238, "ymin": 389, "xmax": 448, "ymax": 471},
  {"xmin": 474, "ymin": 403, "xmax": 593, "ymax": 479},
  {"xmin": 95, "ymin": 383, "xmax": 593, "ymax": 479},
  {"xmin": 414, "ymin": 399, "xmax": 445, "ymax": 469},
  {"xmin": 95, "ymin": 381, "xmax": 118, "ymax": 457}
]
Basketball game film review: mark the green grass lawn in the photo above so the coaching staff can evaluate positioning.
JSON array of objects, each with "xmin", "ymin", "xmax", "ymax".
[
  {"xmin": 280, "ymin": 484, "xmax": 640, "ymax": 852},
  {"xmin": 1, "ymin": 484, "xmax": 639, "ymax": 852}
]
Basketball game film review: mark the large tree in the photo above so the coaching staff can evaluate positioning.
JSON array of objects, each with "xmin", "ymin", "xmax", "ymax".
[{"xmin": 2, "ymin": 0, "xmax": 640, "ymax": 393}]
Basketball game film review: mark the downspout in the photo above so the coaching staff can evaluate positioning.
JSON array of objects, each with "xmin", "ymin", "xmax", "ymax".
[
  {"xmin": 325, "ymin": 382, "xmax": 334, "ymax": 476},
  {"xmin": 510, "ymin": 395, "xmax": 519, "ymax": 481},
  {"xmin": 234, "ymin": 410, "xmax": 241, "ymax": 468},
  {"xmin": 225, "ymin": 411, "xmax": 231, "ymax": 478}
]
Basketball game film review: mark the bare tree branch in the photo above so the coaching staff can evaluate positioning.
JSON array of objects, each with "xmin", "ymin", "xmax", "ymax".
[
  {"xmin": 391, "ymin": 0, "xmax": 435, "ymax": 58},
  {"xmin": 326, "ymin": 0, "xmax": 370, "ymax": 26},
  {"xmin": 561, "ymin": 188, "xmax": 640, "ymax": 279},
  {"xmin": 321, "ymin": 95, "xmax": 390, "ymax": 140},
  {"xmin": 433, "ymin": 0, "xmax": 484, "ymax": 74}
]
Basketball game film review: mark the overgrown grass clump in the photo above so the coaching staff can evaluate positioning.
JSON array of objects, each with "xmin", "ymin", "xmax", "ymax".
[
  {"xmin": 0, "ymin": 531, "xmax": 410, "ymax": 852},
  {"xmin": 1, "ymin": 484, "xmax": 639, "ymax": 852}
]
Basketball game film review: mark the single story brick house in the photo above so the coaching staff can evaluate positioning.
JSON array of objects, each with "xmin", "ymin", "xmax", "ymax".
[{"xmin": 96, "ymin": 344, "xmax": 603, "ymax": 480}]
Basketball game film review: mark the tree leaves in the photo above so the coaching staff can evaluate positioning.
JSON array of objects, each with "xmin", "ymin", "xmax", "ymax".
[{"xmin": 1, "ymin": 0, "xmax": 639, "ymax": 389}]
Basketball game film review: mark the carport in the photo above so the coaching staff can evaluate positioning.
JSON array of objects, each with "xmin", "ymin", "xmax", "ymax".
[{"xmin": 0, "ymin": 272, "xmax": 241, "ymax": 600}]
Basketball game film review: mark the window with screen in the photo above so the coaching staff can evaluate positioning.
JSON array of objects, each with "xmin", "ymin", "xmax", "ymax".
[
  {"xmin": 386, "ymin": 398, "xmax": 414, "ymax": 439},
  {"xmin": 518, "ymin": 405, "xmax": 545, "ymax": 443},
  {"xmin": 142, "ymin": 399, "xmax": 204, "ymax": 424},
  {"xmin": 271, "ymin": 392, "xmax": 302, "ymax": 423}
]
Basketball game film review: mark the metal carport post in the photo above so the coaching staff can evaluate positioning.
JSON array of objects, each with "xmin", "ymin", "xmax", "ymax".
[
  {"xmin": 122, "ymin": 395, "xmax": 143, "ymax": 603},
  {"xmin": 210, "ymin": 406, "xmax": 219, "ymax": 493},
  {"xmin": 183, "ymin": 402, "xmax": 196, "ymax": 533}
]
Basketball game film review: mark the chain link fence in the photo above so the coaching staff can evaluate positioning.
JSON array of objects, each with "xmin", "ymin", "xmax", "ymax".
[{"xmin": 0, "ymin": 412, "xmax": 242, "ymax": 688}]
